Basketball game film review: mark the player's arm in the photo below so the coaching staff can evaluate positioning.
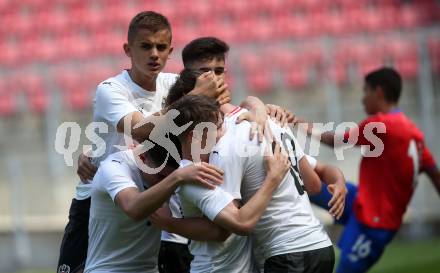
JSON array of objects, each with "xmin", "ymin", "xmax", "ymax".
[
  {"xmin": 424, "ymin": 166, "xmax": 440, "ymax": 196},
  {"xmin": 236, "ymin": 96, "xmax": 272, "ymax": 143},
  {"xmin": 298, "ymin": 156, "xmax": 322, "ymax": 195},
  {"xmin": 213, "ymin": 143, "xmax": 290, "ymax": 235},
  {"xmin": 117, "ymin": 73, "xmax": 230, "ymax": 143},
  {"xmin": 150, "ymin": 208, "xmax": 231, "ymax": 242},
  {"xmin": 313, "ymin": 161, "xmax": 347, "ymax": 219},
  {"xmin": 300, "ymin": 121, "xmax": 337, "ymax": 147},
  {"xmin": 238, "ymin": 97, "xmax": 294, "ymax": 142},
  {"xmin": 115, "ymin": 163, "xmax": 223, "ymax": 221}
]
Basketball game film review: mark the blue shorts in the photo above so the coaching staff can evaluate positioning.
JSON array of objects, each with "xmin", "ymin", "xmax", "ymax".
[{"xmin": 310, "ymin": 183, "xmax": 396, "ymax": 273}]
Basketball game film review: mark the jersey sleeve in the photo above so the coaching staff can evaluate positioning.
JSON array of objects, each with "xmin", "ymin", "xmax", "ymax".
[
  {"xmin": 421, "ymin": 144, "xmax": 437, "ymax": 172},
  {"xmin": 179, "ymin": 185, "xmax": 234, "ymax": 221},
  {"xmin": 304, "ymin": 154, "xmax": 317, "ymax": 169},
  {"xmin": 94, "ymin": 82, "xmax": 139, "ymax": 128},
  {"xmin": 96, "ymin": 159, "xmax": 138, "ymax": 201},
  {"xmin": 159, "ymin": 73, "xmax": 178, "ymax": 98},
  {"xmin": 343, "ymin": 116, "xmax": 380, "ymax": 146}
]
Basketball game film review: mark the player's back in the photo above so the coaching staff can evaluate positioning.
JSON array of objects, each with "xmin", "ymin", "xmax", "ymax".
[
  {"xmin": 355, "ymin": 111, "xmax": 435, "ymax": 230},
  {"xmin": 216, "ymin": 108, "xmax": 331, "ymax": 260},
  {"xmin": 85, "ymin": 150, "xmax": 160, "ymax": 273}
]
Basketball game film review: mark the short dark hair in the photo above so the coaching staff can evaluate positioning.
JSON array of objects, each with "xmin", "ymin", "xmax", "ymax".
[
  {"xmin": 145, "ymin": 138, "xmax": 180, "ymax": 170},
  {"xmin": 182, "ymin": 37, "xmax": 229, "ymax": 68},
  {"xmin": 166, "ymin": 69, "xmax": 201, "ymax": 106},
  {"xmin": 167, "ymin": 95, "xmax": 220, "ymax": 140},
  {"xmin": 127, "ymin": 11, "xmax": 172, "ymax": 44},
  {"xmin": 365, "ymin": 67, "xmax": 402, "ymax": 103}
]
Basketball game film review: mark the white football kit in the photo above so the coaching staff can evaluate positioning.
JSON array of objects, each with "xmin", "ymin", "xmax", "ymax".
[
  {"xmin": 84, "ymin": 150, "xmax": 160, "ymax": 273},
  {"xmin": 178, "ymin": 107, "xmax": 262, "ymax": 273},
  {"xmin": 211, "ymin": 107, "xmax": 331, "ymax": 263},
  {"xmin": 75, "ymin": 70, "xmax": 177, "ymax": 200},
  {"xmin": 73, "ymin": 70, "xmax": 187, "ymax": 245}
]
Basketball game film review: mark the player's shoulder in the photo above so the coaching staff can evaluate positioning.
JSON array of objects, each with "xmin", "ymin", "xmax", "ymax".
[
  {"xmin": 101, "ymin": 150, "xmax": 136, "ymax": 171},
  {"xmin": 157, "ymin": 72, "xmax": 178, "ymax": 86},
  {"xmin": 95, "ymin": 71, "xmax": 129, "ymax": 95}
]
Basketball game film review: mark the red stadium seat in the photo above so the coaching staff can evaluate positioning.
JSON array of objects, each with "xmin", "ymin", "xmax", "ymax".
[
  {"xmin": 0, "ymin": 79, "xmax": 17, "ymax": 116},
  {"xmin": 284, "ymin": 67, "xmax": 309, "ymax": 88},
  {"xmin": 246, "ymin": 70, "xmax": 273, "ymax": 94},
  {"xmin": 275, "ymin": 15, "xmax": 312, "ymax": 39},
  {"xmin": 240, "ymin": 52, "xmax": 262, "ymax": 73},
  {"xmin": 0, "ymin": 42, "xmax": 21, "ymax": 67},
  {"xmin": 28, "ymin": 90, "xmax": 48, "ymax": 113},
  {"xmin": 327, "ymin": 63, "xmax": 348, "ymax": 85},
  {"xmin": 395, "ymin": 56, "xmax": 419, "ymax": 79},
  {"xmin": 65, "ymin": 85, "xmax": 92, "ymax": 110},
  {"xmin": 399, "ymin": 5, "xmax": 419, "ymax": 29}
]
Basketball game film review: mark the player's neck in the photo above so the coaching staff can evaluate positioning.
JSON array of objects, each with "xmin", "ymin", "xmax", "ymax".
[
  {"xmin": 220, "ymin": 103, "xmax": 237, "ymax": 114},
  {"xmin": 128, "ymin": 69, "xmax": 157, "ymax": 91},
  {"xmin": 379, "ymin": 103, "xmax": 399, "ymax": 114},
  {"xmin": 181, "ymin": 144, "xmax": 209, "ymax": 163}
]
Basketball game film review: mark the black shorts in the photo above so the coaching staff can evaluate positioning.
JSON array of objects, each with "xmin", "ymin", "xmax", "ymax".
[
  {"xmin": 264, "ymin": 245, "xmax": 335, "ymax": 273},
  {"xmin": 158, "ymin": 241, "xmax": 193, "ymax": 273},
  {"xmin": 57, "ymin": 198, "xmax": 90, "ymax": 273}
]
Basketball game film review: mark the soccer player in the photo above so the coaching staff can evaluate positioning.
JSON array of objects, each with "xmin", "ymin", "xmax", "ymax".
[
  {"xmin": 170, "ymin": 94, "xmax": 291, "ymax": 273},
  {"xmin": 84, "ymin": 95, "xmax": 225, "ymax": 273},
  {"xmin": 305, "ymin": 67, "xmax": 440, "ymax": 273},
  {"xmin": 155, "ymin": 37, "xmax": 347, "ymax": 273},
  {"xmin": 57, "ymin": 11, "xmax": 229, "ymax": 273}
]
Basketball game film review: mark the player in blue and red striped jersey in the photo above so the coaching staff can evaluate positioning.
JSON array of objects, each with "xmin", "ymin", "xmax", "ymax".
[{"xmin": 305, "ymin": 67, "xmax": 440, "ymax": 273}]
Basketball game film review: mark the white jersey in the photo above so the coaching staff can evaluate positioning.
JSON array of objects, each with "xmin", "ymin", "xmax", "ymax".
[
  {"xmin": 75, "ymin": 70, "xmax": 177, "ymax": 200},
  {"xmin": 178, "ymin": 160, "xmax": 256, "ymax": 273},
  {"xmin": 84, "ymin": 150, "xmax": 160, "ymax": 273},
  {"xmin": 224, "ymin": 110, "xmax": 332, "ymax": 260},
  {"xmin": 177, "ymin": 108, "xmax": 262, "ymax": 273}
]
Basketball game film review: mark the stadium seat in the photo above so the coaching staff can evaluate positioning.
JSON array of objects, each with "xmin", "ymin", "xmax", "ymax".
[
  {"xmin": 0, "ymin": 42, "xmax": 20, "ymax": 67},
  {"xmin": 64, "ymin": 85, "xmax": 92, "ymax": 110},
  {"xmin": 275, "ymin": 15, "xmax": 312, "ymax": 39},
  {"xmin": 0, "ymin": 91, "xmax": 17, "ymax": 116},
  {"xmin": 327, "ymin": 63, "xmax": 348, "ymax": 85},
  {"xmin": 245, "ymin": 70, "xmax": 273, "ymax": 94},
  {"xmin": 395, "ymin": 56, "xmax": 419, "ymax": 79},
  {"xmin": 284, "ymin": 67, "xmax": 309, "ymax": 88}
]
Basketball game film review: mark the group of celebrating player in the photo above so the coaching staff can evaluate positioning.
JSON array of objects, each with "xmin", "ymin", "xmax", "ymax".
[{"xmin": 56, "ymin": 10, "xmax": 440, "ymax": 273}]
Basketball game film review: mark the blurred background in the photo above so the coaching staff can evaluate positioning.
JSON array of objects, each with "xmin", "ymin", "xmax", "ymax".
[{"xmin": 0, "ymin": 0, "xmax": 439, "ymax": 272}]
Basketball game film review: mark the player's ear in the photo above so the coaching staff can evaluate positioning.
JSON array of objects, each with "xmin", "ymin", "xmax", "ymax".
[
  {"xmin": 188, "ymin": 130, "xmax": 200, "ymax": 143},
  {"xmin": 168, "ymin": 46, "xmax": 174, "ymax": 56},
  {"xmin": 375, "ymin": 86, "xmax": 385, "ymax": 100},
  {"xmin": 123, "ymin": 43, "xmax": 131, "ymax": 58}
]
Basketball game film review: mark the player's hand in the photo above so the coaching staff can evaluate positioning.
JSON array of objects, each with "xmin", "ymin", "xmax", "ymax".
[
  {"xmin": 175, "ymin": 162, "xmax": 224, "ymax": 189},
  {"xmin": 215, "ymin": 77, "xmax": 231, "ymax": 105},
  {"xmin": 192, "ymin": 72, "xmax": 231, "ymax": 105},
  {"xmin": 236, "ymin": 111, "xmax": 274, "ymax": 143},
  {"xmin": 266, "ymin": 104, "xmax": 293, "ymax": 128},
  {"xmin": 149, "ymin": 204, "xmax": 173, "ymax": 231},
  {"xmin": 77, "ymin": 152, "xmax": 97, "ymax": 182},
  {"xmin": 264, "ymin": 142, "xmax": 291, "ymax": 184},
  {"xmin": 327, "ymin": 183, "xmax": 347, "ymax": 220}
]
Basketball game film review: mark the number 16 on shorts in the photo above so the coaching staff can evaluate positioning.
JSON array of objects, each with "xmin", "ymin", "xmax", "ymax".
[{"xmin": 348, "ymin": 234, "xmax": 371, "ymax": 262}]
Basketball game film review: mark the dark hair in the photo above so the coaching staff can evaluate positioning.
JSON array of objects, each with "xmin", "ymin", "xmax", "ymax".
[
  {"xmin": 182, "ymin": 37, "xmax": 229, "ymax": 68},
  {"xmin": 127, "ymin": 11, "xmax": 172, "ymax": 44},
  {"xmin": 365, "ymin": 67, "xmax": 402, "ymax": 103},
  {"xmin": 145, "ymin": 138, "xmax": 180, "ymax": 170},
  {"xmin": 167, "ymin": 95, "xmax": 220, "ymax": 140},
  {"xmin": 166, "ymin": 69, "xmax": 201, "ymax": 106}
]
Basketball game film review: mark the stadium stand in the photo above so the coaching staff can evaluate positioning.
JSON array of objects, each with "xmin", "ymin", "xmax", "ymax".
[{"xmin": 0, "ymin": 0, "xmax": 439, "ymax": 115}]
